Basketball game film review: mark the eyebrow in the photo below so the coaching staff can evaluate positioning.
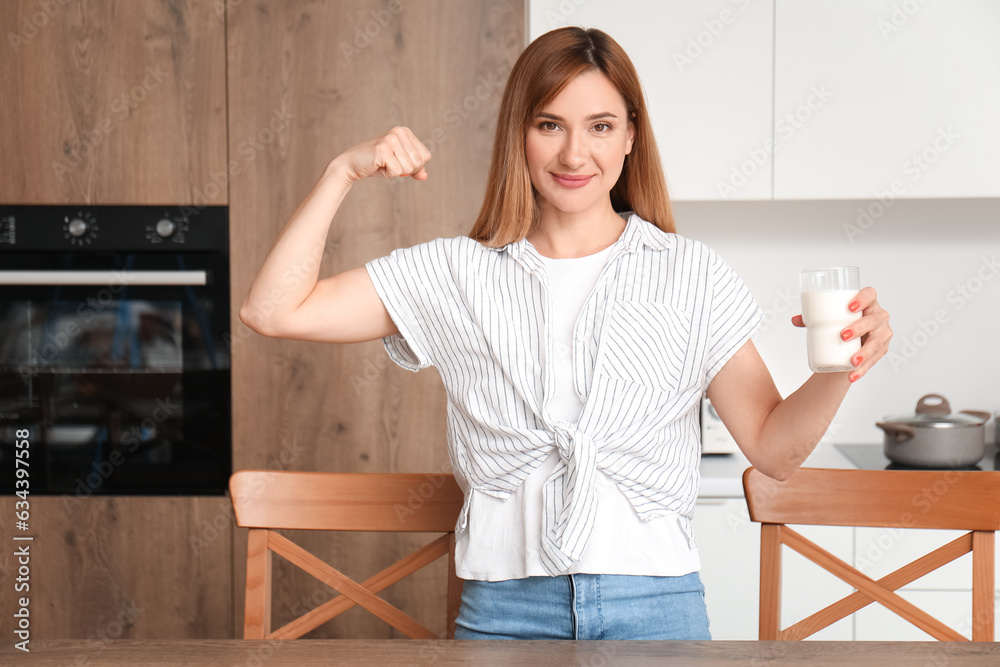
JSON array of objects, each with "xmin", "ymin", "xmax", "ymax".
[{"xmin": 535, "ymin": 112, "xmax": 619, "ymax": 121}]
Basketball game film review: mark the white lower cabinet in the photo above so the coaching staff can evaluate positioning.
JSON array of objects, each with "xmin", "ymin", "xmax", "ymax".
[
  {"xmin": 694, "ymin": 498, "xmax": 760, "ymax": 639},
  {"xmin": 694, "ymin": 498, "xmax": 853, "ymax": 640},
  {"xmin": 696, "ymin": 499, "xmax": 1000, "ymax": 641}
]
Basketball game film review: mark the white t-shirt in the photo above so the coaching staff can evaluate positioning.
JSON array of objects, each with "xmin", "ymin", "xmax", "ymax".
[
  {"xmin": 456, "ymin": 243, "xmax": 700, "ymax": 581},
  {"xmin": 365, "ymin": 214, "xmax": 762, "ymax": 578}
]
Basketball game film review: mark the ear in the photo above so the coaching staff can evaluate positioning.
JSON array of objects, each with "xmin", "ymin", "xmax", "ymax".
[{"xmin": 626, "ymin": 121, "xmax": 635, "ymax": 155}]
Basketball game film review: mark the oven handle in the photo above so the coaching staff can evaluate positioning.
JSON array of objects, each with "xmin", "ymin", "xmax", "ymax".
[{"xmin": 0, "ymin": 270, "xmax": 208, "ymax": 286}]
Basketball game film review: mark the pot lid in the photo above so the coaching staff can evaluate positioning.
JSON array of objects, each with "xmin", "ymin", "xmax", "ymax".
[{"xmin": 885, "ymin": 394, "xmax": 990, "ymax": 429}]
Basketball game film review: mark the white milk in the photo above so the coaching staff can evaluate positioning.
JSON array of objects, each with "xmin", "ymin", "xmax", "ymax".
[{"xmin": 800, "ymin": 290, "xmax": 861, "ymax": 372}]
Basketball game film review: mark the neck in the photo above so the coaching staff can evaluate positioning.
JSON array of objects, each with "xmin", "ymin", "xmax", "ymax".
[{"xmin": 527, "ymin": 200, "xmax": 626, "ymax": 259}]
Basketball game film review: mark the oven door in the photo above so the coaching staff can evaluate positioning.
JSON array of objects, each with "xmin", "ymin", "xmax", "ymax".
[{"xmin": 0, "ymin": 252, "xmax": 231, "ymax": 495}]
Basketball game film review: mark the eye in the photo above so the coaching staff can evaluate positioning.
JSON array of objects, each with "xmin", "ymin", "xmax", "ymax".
[
  {"xmin": 539, "ymin": 121, "xmax": 559, "ymax": 132},
  {"xmin": 593, "ymin": 122, "xmax": 612, "ymax": 133}
]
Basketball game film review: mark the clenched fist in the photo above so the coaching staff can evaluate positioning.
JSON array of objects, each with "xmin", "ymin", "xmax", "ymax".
[{"xmin": 339, "ymin": 126, "xmax": 432, "ymax": 182}]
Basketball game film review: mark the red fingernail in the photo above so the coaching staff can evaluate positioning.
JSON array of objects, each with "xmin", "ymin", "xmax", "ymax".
[
  {"xmin": 848, "ymin": 301, "xmax": 860, "ymax": 312},
  {"xmin": 853, "ymin": 355, "xmax": 863, "ymax": 366},
  {"xmin": 841, "ymin": 329, "xmax": 853, "ymax": 341},
  {"xmin": 849, "ymin": 373, "xmax": 859, "ymax": 383}
]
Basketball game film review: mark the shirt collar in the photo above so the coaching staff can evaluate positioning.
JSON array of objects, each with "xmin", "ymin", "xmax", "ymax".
[{"xmin": 485, "ymin": 213, "xmax": 671, "ymax": 261}]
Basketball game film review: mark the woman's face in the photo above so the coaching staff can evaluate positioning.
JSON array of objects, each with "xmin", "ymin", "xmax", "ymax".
[{"xmin": 525, "ymin": 70, "xmax": 634, "ymax": 218}]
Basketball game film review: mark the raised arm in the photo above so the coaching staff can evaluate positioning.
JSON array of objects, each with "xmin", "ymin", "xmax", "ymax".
[{"xmin": 239, "ymin": 127, "xmax": 432, "ymax": 343}]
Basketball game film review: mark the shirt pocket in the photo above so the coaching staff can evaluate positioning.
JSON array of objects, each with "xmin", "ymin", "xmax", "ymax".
[{"xmin": 599, "ymin": 301, "xmax": 693, "ymax": 392}]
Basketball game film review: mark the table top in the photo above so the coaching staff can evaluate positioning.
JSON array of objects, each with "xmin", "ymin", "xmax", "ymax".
[{"xmin": 6, "ymin": 639, "xmax": 1000, "ymax": 666}]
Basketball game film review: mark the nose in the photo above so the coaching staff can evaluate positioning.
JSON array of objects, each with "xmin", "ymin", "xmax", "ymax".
[{"xmin": 558, "ymin": 129, "xmax": 587, "ymax": 170}]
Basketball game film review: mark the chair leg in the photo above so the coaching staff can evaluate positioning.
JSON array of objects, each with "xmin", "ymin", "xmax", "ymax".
[
  {"xmin": 971, "ymin": 531, "xmax": 995, "ymax": 642},
  {"xmin": 759, "ymin": 523, "xmax": 782, "ymax": 640},
  {"xmin": 244, "ymin": 528, "xmax": 272, "ymax": 639}
]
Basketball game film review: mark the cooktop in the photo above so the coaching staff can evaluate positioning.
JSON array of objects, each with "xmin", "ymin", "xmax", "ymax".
[{"xmin": 835, "ymin": 444, "xmax": 1000, "ymax": 471}]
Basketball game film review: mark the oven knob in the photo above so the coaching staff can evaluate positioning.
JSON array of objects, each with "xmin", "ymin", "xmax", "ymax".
[
  {"xmin": 68, "ymin": 218, "xmax": 89, "ymax": 237},
  {"xmin": 155, "ymin": 218, "xmax": 176, "ymax": 238}
]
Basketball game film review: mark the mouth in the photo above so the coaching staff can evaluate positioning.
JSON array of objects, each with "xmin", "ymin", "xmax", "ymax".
[{"xmin": 551, "ymin": 173, "xmax": 594, "ymax": 189}]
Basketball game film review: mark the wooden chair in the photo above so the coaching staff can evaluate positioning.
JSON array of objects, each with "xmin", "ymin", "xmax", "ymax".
[
  {"xmin": 229, "ymin": 471, "xmax": 465, "ymax": 639},
  {"xmin": 743, "ymin": 467, "xmax": 1000, "ymax": 641}
]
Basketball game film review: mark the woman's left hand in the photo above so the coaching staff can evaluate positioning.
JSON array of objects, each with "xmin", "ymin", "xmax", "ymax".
[{"xmin": 791, "ymin": 286, "xmax": 893, "ymax": 383}]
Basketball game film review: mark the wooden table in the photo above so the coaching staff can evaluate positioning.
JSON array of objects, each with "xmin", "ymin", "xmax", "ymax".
[{"xmin": 5, "ymin": 639, "xmax": 1000, "ymax": 666}]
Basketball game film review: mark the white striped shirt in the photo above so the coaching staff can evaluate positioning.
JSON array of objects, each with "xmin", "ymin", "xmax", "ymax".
[{"xmin": 365, "ymin": 214, "xmax": 762, "ymax": 576}]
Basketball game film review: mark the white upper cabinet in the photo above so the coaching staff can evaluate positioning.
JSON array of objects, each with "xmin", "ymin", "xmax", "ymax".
[
  {"xmin": 773, "ymin": 0, "xmax": 1000, "ymax": 199},
  {"xmin": 529, "ymin": 0, "xmax": 774, "ymax": 201},
  {"xmin": 529, "ymin": 0, "xmax": 1000, "ymax": 200}
]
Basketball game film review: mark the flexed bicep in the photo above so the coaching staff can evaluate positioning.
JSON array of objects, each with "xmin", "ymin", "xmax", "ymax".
[{"xmin": 241, "ymin": 265, "xmax": 399, "ymax": 343}]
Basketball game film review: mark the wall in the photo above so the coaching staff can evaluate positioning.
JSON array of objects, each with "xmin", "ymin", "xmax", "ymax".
[{"xmin": 677, "ymin": 197, "xmax": 1000, "ymax": 446}]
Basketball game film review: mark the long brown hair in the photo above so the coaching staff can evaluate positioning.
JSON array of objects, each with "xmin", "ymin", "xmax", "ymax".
[{"xmin": 469, "ymin": 27, "xmax": 674, "ymax": 247}]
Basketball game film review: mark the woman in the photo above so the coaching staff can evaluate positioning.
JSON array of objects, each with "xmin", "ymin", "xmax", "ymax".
[{"xmin": 241, "ymin": 27, "xmax": 892, "ymax": 640}]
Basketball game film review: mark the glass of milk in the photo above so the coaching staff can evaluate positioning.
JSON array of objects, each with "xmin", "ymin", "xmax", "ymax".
[{"xmin": 799, "ymin": 267, "xmax": 861, "ymax": 372}]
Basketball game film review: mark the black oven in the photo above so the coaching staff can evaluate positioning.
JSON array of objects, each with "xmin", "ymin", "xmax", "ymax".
[{"xmin": 0, "ymin": 205, "xmax": 230, "ymax": 495}]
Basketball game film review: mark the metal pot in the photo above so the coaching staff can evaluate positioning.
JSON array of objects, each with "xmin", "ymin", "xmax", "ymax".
[{"xmin": 876, "ymin": 394, "xmax": 991, "ymax": 468}]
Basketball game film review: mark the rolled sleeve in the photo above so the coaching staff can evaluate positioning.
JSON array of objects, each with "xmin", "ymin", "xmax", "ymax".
[
  {"xmin": 704, "ymin": 253, "xmax": 762, "ymax": 386},
  {"xmin": 364, "ymin": 243, "xmax": 441, "ymax": 372}
]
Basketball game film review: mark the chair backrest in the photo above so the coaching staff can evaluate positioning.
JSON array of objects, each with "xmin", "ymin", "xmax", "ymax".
[
  {"xmin": 743, "ymin": 466, "xmax": 1000, "ymax": 642},
  {"xmin": 230, "ymin": 471, "xmax": 465, "ymax": 640}
]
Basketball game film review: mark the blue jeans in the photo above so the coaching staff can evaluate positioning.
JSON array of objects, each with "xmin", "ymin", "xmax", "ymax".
[{"xmin": 454, "ymin": 572, "xmax": 711, "ymax": 640}]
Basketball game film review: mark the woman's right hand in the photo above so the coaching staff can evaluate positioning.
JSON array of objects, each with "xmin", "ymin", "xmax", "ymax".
[{"xmin": 338, "ymin": 126, "xmax": 432, "ymax": 182}]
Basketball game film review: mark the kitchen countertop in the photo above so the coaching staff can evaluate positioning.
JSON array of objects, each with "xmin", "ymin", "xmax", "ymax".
[
  {"xmin": 698, "ymin": 442, "xmax": 1000, "ymax": 498},
  {"xmin": 699, "ymin": 443, "xmax": 863, "ymax": 498}
]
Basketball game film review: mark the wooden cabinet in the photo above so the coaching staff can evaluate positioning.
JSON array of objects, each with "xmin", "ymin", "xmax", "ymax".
[
  {"xmin": 226, "ymin": 0, "xmax": 525, "ymax": 637},
  {"xmin": 529, "ymin": 0, "xmax": 774, "ymax": 201},
  {"xmin": 773, "ymin": 0, "xmax": 1000, "ymax": 199},
  {"xmin": 0, "ymin": 497, "xmax": 232, "ymax": 640},
  {"xmin": 0, "ymin": 0, "xmax": 231, "ymax": 642},
  {"xmin": 0, "ymin": 0, "xmax": 227, "ymax": 204}
]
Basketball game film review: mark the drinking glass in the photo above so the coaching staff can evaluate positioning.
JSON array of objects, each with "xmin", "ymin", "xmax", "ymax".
[{"xmin": 799, "ymin": 267, "xmax": 861, "ymax": 372}]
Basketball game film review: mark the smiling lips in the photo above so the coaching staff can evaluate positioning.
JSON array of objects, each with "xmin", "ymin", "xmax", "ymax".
[{"xmin": 552, "ymin": 173, "xmax": 594, "ymax": 189}]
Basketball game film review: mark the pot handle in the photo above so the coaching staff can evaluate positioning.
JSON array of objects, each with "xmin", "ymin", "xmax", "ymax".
[
  {"xmin": 876, "ymin": 421, "xmax": 917, "ymax": 443},
  {"xmin": 959, "ymin": 410, "xmax": 992, "ymax": 424},
  {"xmin": 915, "ymin": 394, "xmax": 951, "ymax": 416}
]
